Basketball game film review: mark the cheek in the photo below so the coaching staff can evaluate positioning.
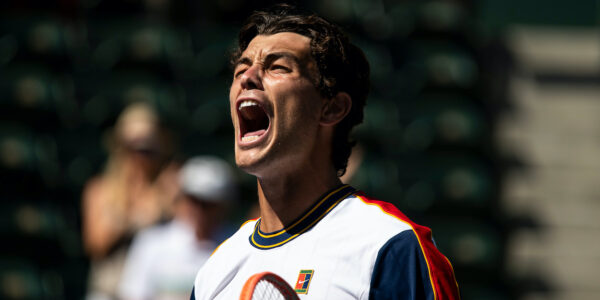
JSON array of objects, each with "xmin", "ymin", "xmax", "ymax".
[
  {"xmin": 266, "ymin": 77, "xmax": 324, "ymax": 128},
  {"xmin": 229, "ymin": 87, "xmax": 236, "ymax": 108},
  {"xmin": 229, "ymin": 82, "xmax": 238, "ymax": 99},
  {"xmin": 292, "ymin": 84, "xmax": 324, "ymax": 120},
  {"xmin": 229, "ymin": 89, "xmax": 238, "ymax": 124},
  {"xmin": 276, "ymin": 78, "xmax": 322, "ymax": 105}
]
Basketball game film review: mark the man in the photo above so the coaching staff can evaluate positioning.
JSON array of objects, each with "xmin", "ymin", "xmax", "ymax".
[
  {"xmin": 118, "ymin": 156, "xmax": 237, "ymax": 300},
  {"xmin": 192, "ymin": 5, "xmax": 459, "ymax": 299}
]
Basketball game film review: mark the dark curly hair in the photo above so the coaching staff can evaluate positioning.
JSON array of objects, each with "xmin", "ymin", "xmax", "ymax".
[{"xmin": 231, "ymin": 4, "xmax": 370, "ymax": 176}]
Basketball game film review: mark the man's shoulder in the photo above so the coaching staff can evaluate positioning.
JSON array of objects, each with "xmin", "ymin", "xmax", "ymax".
[
  {"xmin": 211, "ymin": 218, "xmax": 258, "ymax": 254},
  {"xmin": 306, "ymin": 190, "xmax": 422, "ymax": 258},
  {"xmin": 332, "ymin": 190, "xmax": 442, "ymax": 250},
  {"xmin": 235, "ymin": 218, "xmax": 260, "ymax": 237},
  {"xmin": 339, "ymin": 191, "xmax": 417, "ymax": 232},
  {"xmin": 192, "ymin": 218, "xmax": 258, "ymax": 298}
]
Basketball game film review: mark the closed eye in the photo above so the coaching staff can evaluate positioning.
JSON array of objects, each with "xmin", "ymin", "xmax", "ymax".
[
  {"xmin": 234, "ymin": 67, "xmax": 247, "ymax": 79},
  {"xmin": 269, "ymin": 64, "xmax": 291, "ymax": 72}
]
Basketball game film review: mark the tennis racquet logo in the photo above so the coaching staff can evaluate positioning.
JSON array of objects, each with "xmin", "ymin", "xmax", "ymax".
[{"xmin": 293, "ymin": 269, "xmax": 314, "ymax": 294}]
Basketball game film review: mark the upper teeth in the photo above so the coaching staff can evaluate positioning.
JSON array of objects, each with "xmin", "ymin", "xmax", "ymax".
[{"xmin": 239, "ymin": 100, "xmax": 258, "ymax": 110}]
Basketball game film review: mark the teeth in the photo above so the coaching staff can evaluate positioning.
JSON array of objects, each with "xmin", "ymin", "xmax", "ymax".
[
  {"xmin": 242, "ymin": 135, "xmax": 260, "ymax": 142},
  {"xmin": 239, "ymin": 100, "xmax": 258, "ymax": 110}
]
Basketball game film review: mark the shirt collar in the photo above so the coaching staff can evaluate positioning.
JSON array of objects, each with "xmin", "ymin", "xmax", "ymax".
[{"xmin": 249, "ymin": 184, "xmax": 356, "ymax": 249}]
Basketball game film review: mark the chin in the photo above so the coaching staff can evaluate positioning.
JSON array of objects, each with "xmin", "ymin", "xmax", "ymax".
[
  {"xmin": 236, "ymin": 151, "xmax": 288, "ymax": 179},
  {"xmin": 234, "ymin": 150, "xmax": 265, "ymax": 176},
  {"xmin": 236, "ymin": 162, "xmax": 269, "ymax": 178}
]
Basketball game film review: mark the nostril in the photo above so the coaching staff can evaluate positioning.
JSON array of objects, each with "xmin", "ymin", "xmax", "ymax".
[
  {"xmin": 240, "ymin": 66, "xmax": 263, "ymax": 90},
  {"xmin": 243, "ymin": 79, "xmax": 259, "ymax": 90}
]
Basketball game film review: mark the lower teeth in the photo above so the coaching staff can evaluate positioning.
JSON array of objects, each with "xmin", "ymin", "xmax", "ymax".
[{"xmin": 242, "ymin": 135, "xmax": 259, "ymax": 142}]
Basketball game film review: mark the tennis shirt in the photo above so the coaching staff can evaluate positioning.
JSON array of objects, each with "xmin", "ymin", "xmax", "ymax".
[{"xmin": 191, "ymin": 185, "xmax": 460, "ymax": 299}]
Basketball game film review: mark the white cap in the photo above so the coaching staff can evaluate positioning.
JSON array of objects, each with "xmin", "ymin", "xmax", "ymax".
[{"xmin": 179, "ymin": 156, "xmax": 237, "ymax": 203}]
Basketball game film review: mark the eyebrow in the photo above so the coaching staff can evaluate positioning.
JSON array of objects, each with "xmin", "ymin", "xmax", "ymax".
[{"xmin": 234, "ymin": 52, "xmax": 300, "ymax": 69}]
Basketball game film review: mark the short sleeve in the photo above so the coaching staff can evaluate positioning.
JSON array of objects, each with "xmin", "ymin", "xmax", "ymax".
[
  {"xmin": 369, "ymin": 230, "xmax": 459, "ymax": 300},
  {"xmin": 369, "ymin": 230, "xmax": 433, "ymax": 300}
]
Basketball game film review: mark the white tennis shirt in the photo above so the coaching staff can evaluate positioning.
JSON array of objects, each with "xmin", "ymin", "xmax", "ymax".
[{"xmin": 191, "ymin": 185, "xmax": 460, "ymax": 300}]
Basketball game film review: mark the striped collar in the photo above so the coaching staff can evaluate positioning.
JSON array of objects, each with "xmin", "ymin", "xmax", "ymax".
[{"xmin": 249, "ymin": 184, "xmax": 356, "ymax": 249}]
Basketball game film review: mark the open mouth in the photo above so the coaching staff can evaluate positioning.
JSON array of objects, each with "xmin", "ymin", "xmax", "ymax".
[{"xmin": 238, "ymin": 100, "xmax": 270, "ymax": 143}]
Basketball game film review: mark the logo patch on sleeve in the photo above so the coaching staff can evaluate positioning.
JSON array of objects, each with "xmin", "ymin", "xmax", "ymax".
[{"xmin": 294, "ymin": 269, "xmax": 314, "ymax": 294}]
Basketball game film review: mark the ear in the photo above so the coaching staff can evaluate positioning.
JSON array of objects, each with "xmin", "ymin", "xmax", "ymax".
[{"xmin": 320, "ymin": 92, "xmax": 352, "ymax": 126}]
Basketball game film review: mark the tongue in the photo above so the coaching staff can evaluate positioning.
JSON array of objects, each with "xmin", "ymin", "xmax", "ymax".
[{"xmin": 243, "ymin": 129, "xmax": 266, "ymax": 137}]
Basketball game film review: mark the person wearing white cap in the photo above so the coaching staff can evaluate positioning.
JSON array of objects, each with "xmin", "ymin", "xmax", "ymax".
[{"xmin": 118, "ymin": 156, "xmax": 237, "ymax": 300}]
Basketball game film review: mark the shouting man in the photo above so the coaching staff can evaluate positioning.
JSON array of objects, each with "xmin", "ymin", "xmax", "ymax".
[{"xmin": 191, "ymin": 5, "xmax": 460, "ymax": 300}]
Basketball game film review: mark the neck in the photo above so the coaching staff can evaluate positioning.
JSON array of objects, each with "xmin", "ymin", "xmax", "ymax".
[{"xmin": 256, "ymin": 168, "xmax": 341, "ymax": 233}]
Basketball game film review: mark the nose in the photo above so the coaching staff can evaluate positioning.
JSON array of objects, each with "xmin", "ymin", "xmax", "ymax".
[{"xmin": 240, "ymin": 64, "xmax": 263, "ymax": 90}]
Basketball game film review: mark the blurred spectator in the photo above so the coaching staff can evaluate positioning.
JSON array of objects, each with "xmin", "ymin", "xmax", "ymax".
[
  {"xmin": 118, "ymin": 156, "xmax": 237, "ymax": 300},
  {"xmin": 82, "ymin": 102, "xmax": 180, "ymax": 300}
]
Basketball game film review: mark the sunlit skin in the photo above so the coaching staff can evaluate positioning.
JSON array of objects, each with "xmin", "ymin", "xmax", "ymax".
[{"xmin": 229, "ymin": 32, "xmax": 352, "ymax": 232}]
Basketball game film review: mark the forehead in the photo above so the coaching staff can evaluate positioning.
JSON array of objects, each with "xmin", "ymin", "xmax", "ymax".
[{"xmin": 241, "ymin": 32, "xmax": 312, "ymax": 61}]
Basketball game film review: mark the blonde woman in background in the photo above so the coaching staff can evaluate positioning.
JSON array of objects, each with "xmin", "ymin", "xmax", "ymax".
[{"xmin": 82, "ymin": 102, "xmax": 180, "ymax": 300}]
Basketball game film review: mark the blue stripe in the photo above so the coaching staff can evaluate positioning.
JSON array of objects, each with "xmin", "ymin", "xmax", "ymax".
[
  {"xmin": 369, "ymin": 230, "xmax": 435, "ymax": 300},
  {"xmin": 189, "ymin": 287, "xmax": 195, "ymax": 300}
]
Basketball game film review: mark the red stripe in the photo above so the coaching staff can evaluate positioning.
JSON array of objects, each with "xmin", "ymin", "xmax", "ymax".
[{"xmin": 356, "ymin": 192, "xmax": 460, "ymax": 300}]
